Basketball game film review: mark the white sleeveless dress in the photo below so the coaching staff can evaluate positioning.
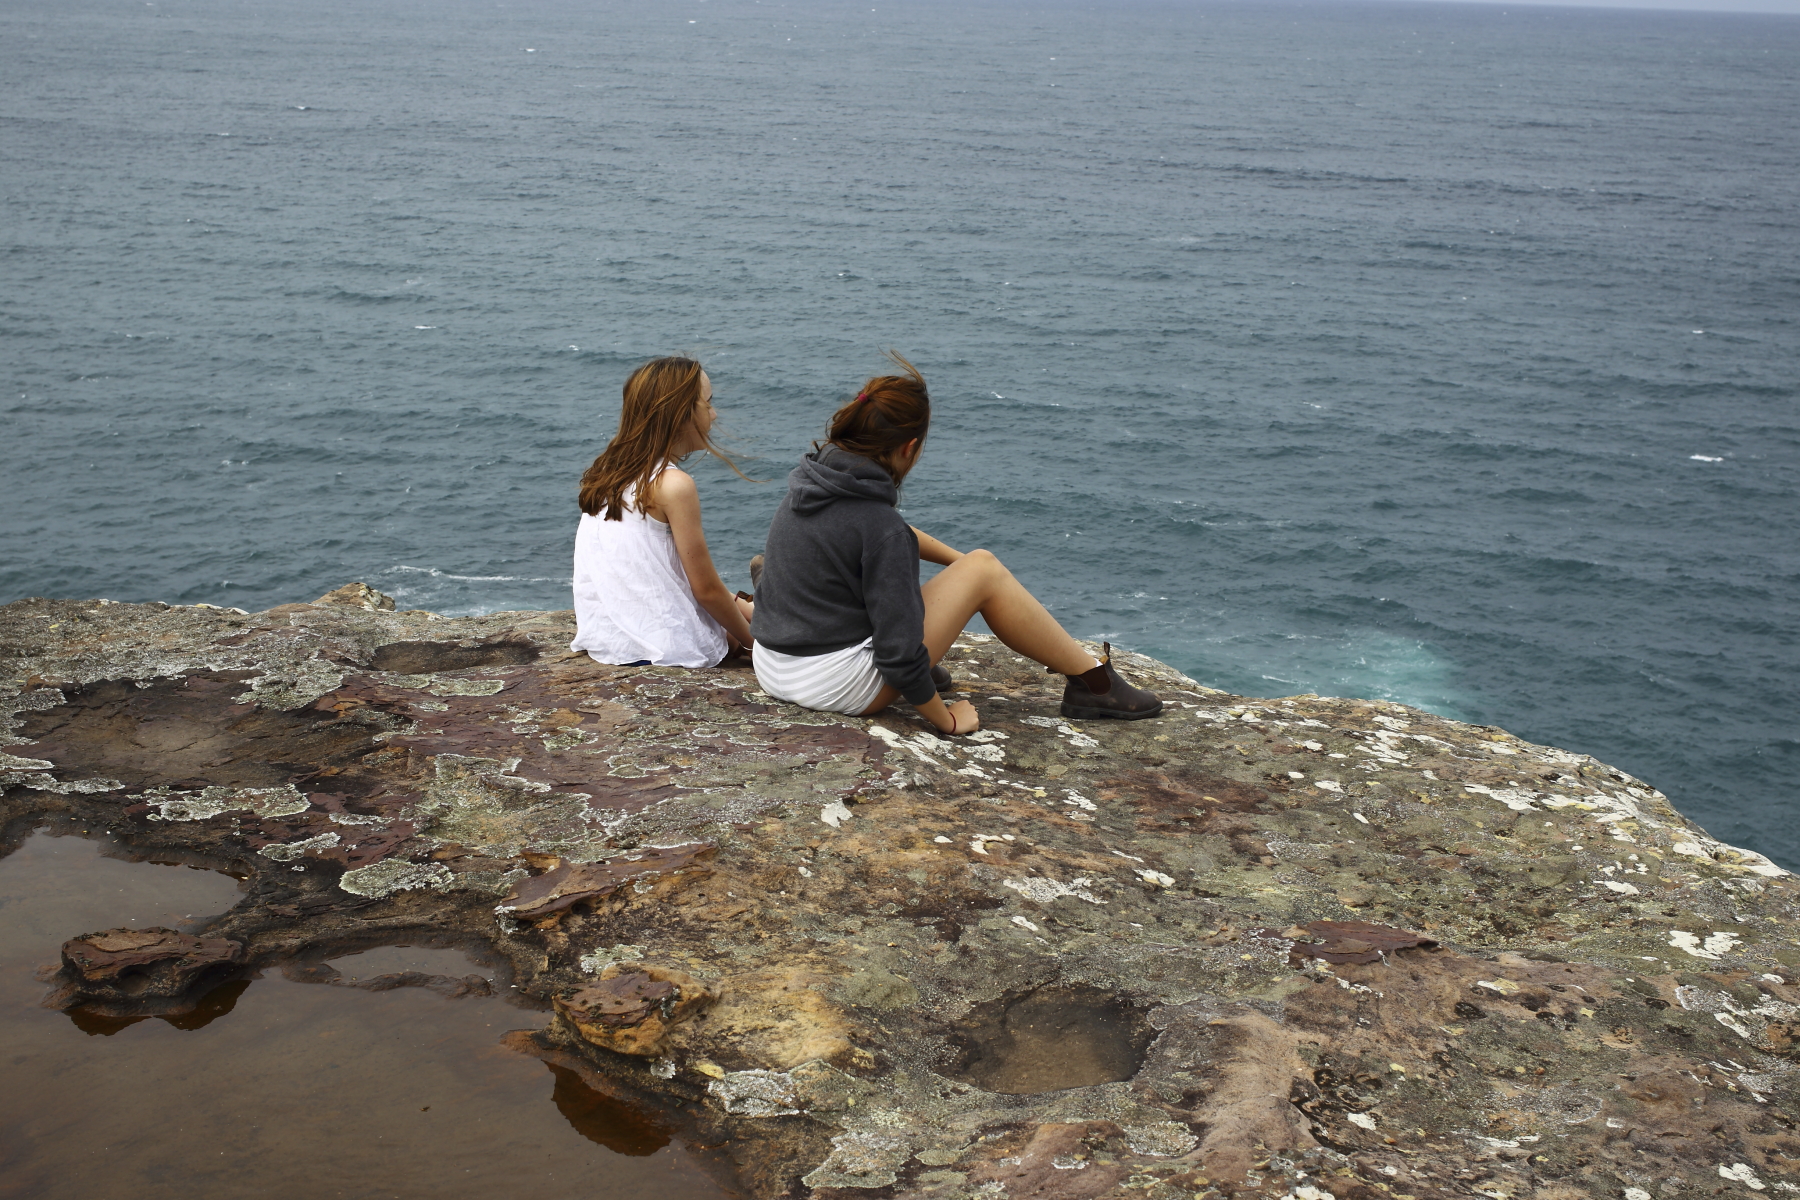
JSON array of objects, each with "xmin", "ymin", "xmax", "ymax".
[{"xmin": 570, "ymin": 482, "xmax": 729, "ymax": 668}]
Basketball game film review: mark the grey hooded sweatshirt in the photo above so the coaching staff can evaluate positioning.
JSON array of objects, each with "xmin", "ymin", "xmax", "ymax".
[{"xmin": 750, "ymin": 445, "xmax": 935, "ymax": 706}]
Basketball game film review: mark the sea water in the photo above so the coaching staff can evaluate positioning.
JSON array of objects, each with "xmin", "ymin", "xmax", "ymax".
[{"xmin": 3, "ymin": 0, "xmax": 1796, "ymax": 868}]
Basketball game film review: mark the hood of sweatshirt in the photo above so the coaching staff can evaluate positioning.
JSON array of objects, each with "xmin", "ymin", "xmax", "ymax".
[{"xmin": 786, "ymin": 445, "xmax": 897, "ymax": 516}]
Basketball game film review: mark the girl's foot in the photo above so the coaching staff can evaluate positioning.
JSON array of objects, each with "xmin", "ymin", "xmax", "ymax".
[
  {"xmin": 931, "ymin": 664, "xmax": 954, "ymax": 695},
  {"xmin": 1058, "ymin": 643, "xmax": 1162, "ymax": 720}
]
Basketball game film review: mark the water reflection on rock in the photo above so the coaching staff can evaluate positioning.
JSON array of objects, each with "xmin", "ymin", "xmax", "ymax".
[
  {"xmin": 66, "ymin": 977, "xmax": 251, "ymax": 1036},
  {"xmin": 0, "ymin": 824, "xmax": 730, "ymax": 1200},
  {"xmin": 546, "ymin": 1062, "xmax": 675, "ymax": 1157}
]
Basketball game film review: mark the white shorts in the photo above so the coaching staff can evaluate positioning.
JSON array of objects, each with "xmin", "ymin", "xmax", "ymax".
[{"xmin": 753, "ymin": 637, "xmax": 885, "ymax": 716}]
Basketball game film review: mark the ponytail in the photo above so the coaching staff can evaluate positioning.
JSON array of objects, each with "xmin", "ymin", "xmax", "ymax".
[{"xmin": 820, "ymin": 351, "xmax": 931, "ymax": 484}]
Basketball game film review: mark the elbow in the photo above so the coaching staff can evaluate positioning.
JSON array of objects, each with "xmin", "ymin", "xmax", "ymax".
[{"xmin": 692, "ymin": 582, "xmax": 732, "ymax": 608}]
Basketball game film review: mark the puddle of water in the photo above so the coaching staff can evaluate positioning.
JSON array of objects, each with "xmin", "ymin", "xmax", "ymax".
[
  {"xmin": 325, "ymin": 945, "xmax": 497, "ymax": 981},
  {"xmin": 0, "ymin": 826, "xmax": 734, "ymax": 1200},
  {"xmin": 942, "ymin": 985, "xmax": 1154, "ymax": 1095}
]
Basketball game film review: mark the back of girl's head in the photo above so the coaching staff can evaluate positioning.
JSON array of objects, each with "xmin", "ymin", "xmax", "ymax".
[
  {"xmin": 579, "ymin": 356, "xmax": 738, "ymax": 519},
  {"xmin": 825, "ymin": 351, "xmax": 931, "ymax": 483}
]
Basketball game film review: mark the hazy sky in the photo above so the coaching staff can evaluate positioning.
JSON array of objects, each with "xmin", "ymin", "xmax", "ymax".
[{"xmin": 1415, "ymin": 0, "xmax": 1800, "ymax": 12}]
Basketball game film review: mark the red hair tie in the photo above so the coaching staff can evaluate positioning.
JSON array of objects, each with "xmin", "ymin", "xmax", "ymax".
[{"xmin": 857, "ymin": 392, "xmax": 872, "ymax": 403}]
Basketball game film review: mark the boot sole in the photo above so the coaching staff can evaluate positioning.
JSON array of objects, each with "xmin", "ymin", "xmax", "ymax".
[{"xmin": 1060, "ymin": 701, "xmax": 1163, "ymax": 721}]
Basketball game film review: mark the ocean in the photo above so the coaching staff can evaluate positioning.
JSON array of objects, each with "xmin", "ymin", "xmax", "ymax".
[{"xmin": 3, "ymin": 0, "xmax": 1797, "ymax": 870}]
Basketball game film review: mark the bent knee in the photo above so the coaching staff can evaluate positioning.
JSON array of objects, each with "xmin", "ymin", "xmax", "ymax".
[{"xmin": 964, "ymin": 547, "xmax": 1003, "ymax": 571}]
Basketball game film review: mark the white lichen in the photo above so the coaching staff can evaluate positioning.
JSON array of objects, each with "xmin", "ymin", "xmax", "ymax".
[
  {"xmin": 1719, "ymin": 1163, "xmax": 1765, "ymax": 1190},
  {"xmin": 1668, "ymin": 930, "xmax": 1741, "ymax": 960},
  {"xmin": 257, "ymin": 831, "xmax": 341, "ymax": 861},
  {"xmin": 579, "ymin": 944, "xmax": 647, "ymax": 974},
  {"xmin": 0, "ymin": 751, "xmax": 125, "ymax": 795},
  {"xmin": 1122, "ymin": 1121, "xmax": 1199, "ymax": 1156},
  {"xmin": 1003, "ymin": 875, "xmax": 1106, "ymax": 905},
  {"xmin": 142, "ymin": 783, "xmax": 311, "ymax": 822},
  {"xmin": 338, "ymin": 859, "xmax": 454, "ymax": 897},
  {"xmin": 237, "ymin": 659, "xmax": 346, "ymax": 710},
  {"xmin": 801, "ymin": 1131, "xmax": 910, "ymax": 1190}
]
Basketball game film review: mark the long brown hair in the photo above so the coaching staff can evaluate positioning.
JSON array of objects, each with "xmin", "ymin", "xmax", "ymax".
[
  {"xmin": 578, "ymin": 356, "xmax": 747, "ymax": 520},
  {"xmin": 821, "ymin": 351, "xmax": 931, "ymax": 484}
]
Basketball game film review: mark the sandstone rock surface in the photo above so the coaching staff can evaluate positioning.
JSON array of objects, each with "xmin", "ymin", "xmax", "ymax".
[{"xmin": 3, "ymin": 588, "xmax": 1797, "ymax": 1199}]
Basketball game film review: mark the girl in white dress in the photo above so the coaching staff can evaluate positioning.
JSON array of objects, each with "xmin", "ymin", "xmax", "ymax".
[{"xmin": 571, "ymin": 357, "xmax": 754, "ymax": 667}]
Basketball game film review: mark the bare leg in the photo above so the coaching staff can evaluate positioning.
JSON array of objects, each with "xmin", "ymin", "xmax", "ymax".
[{"xmin": 861, "ymin": 550, "xmax": 1095, "ymax": 714}]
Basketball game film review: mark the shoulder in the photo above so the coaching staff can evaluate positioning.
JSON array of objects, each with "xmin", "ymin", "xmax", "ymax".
[
  {"xmin": 867, "ymin": 514, "xmax": 917, "ymax": 552},
  {"xmin": 648, "ymin": 467, "xmax": 699, "ymax": 505}
]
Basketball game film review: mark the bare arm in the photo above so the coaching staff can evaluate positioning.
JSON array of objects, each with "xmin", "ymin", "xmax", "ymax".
[
  {"xmin": 911, "ymin": 526, "xmax": 964, "ymax": 567},
  {"xmin": 650, "ymin": 469, "xmax": 755, "ymax": 649}
]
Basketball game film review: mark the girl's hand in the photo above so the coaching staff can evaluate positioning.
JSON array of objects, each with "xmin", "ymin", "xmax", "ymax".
[
  {"xmin": 943, "ymin": 699, "xmax": 979, "ymax": 735},
  {"xmin": 913, "ymin": 694, "xmax": 978, "ymax": 735}
]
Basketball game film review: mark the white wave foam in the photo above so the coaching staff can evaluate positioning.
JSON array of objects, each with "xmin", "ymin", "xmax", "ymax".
[
  {"xmin": 1207, "ymin": 630, "xmax": 1473, "ymax": 720},
  {"xmin": 384, "ymin": 565, "xmax": 564, "ymax": 584}
]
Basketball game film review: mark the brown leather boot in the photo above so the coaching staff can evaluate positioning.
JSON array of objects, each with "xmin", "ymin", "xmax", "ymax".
[{"xmin": 1057, "ymin": 643, "xmax": 1162, "ymax": 720}]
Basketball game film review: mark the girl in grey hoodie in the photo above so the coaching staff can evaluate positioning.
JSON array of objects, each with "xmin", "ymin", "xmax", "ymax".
[{"xmin": 750, "ymin": 354, "xmax": 1161, "ymax": 736}]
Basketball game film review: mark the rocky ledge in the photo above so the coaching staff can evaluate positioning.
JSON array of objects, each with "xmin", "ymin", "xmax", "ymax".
[{"xmin": 3, "ymin": 586, "xmax": 1797, "ymax": 1200}]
